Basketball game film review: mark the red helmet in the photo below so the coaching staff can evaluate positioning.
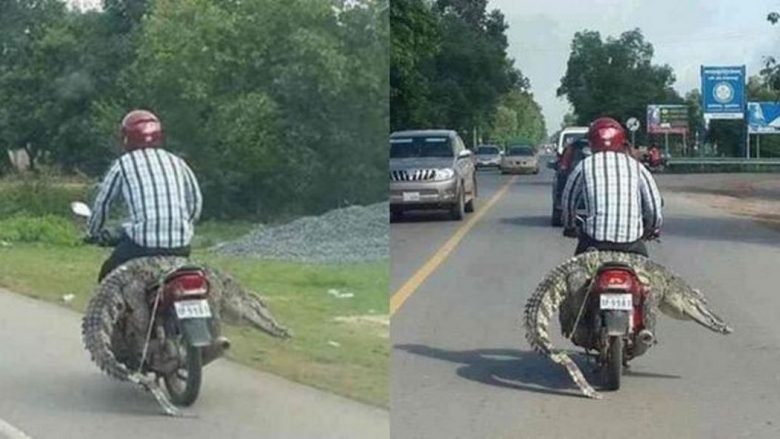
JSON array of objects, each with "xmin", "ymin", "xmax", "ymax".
[
  {"xmin": 120, "ymin": 109, "xmax": 164, "ymax": 151},
  {"xmin": 588, "ymin": 117, "xmax": 627, "ymax": 153}
]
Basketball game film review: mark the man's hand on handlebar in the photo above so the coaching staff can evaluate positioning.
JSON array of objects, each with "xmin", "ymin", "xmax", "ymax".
[
  {"xmin": 84, "ymin": 228, "xmax": 124, "ymax": 247},
  {"xmin": 562, "ymin": 227, "xmax": 578, "ymax": 238},
  {"xmin": 644, "ymin": 228, "xmax": 661, "ymax": 241},
  {"xmin": 83, "ymin": 234, "xmax": 98, "ymax": 245}
]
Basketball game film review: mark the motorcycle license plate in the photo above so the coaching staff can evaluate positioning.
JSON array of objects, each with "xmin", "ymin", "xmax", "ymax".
[
  {"xmin": 174, "ymin": 299, "xmax": 212, "ymax": 319},
  {"xmin": 599, "ymin": 294, "xmax": 633, "ymax": 310}
]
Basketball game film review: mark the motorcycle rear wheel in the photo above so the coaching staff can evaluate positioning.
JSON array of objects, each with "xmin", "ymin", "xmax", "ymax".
[
  {"xmin": 604, "ymin": 336, "xmax": 622, "ymax": 390},
  {"xmin": 163, "ymin": 332, "xmax": 203, "ymax": 406}
]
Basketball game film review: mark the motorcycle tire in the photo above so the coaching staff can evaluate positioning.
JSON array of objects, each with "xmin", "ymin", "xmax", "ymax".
[
  {"xmin": 605, "ymin": 336, "xmax": 622, "ymax": 391},
  {"xmin": 163, "ymin": 334, "xmax": 203, "ymax": 406}
]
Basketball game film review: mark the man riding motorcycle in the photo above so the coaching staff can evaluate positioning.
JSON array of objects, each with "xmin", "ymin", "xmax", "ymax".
[
  {"xmin": 560, "ymin": 117, "xmax": 663, "ymax": 257},
  {"xmin": 88, "ymin": 109, "xmax": 202, "ymax": 281}
]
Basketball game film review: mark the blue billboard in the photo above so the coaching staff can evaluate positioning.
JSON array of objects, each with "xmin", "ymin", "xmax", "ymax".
[
  {"xmin": 701, "ymin": 65, "xmax": 745, "ymax": 119},
  {"xmin": 747, "ymin": 102, "xmax": 780, "ymax": 134}
]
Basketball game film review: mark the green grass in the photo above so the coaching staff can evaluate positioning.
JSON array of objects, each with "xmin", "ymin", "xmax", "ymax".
[{"xmin": 0, "ymin": 243, "xmax": 389, "ymax": 407}]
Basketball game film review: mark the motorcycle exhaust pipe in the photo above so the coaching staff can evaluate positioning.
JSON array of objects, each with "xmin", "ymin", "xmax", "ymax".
[{"xmin": 637, "ymin": 329, "xmax": 655, "ymax": 346}]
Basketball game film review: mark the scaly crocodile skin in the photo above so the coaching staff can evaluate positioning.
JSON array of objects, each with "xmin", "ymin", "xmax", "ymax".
[
  {"xmin": 523, "ymin": 251, "xmax": 732, "ymax": 399},
  {"xmin": 81, "ymin": 256, "xmax": 291, "ymax": 415}
]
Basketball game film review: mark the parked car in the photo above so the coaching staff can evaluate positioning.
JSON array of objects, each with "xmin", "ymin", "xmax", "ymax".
[
  {"xmin": 389, "ymin": 130, "xmax": 477, "ymax": 221},
  {"xmin": 500, "ymin": 144, "xmax": 539, "ymax": 174},
  {"xmin": 475, "ymin": 144, "xmax": 502, "ymax": 170},
  {"xmin": 549, "ymin": 137, "xmax": 591, "ymax": 226}
]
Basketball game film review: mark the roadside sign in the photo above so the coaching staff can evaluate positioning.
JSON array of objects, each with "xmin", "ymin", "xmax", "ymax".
[
  {"xmin": 626, "ymin": 117, "xmax": 640, "ymax": 132},
  {"xmin": 747, "ymin": 102, "xmax": 780, "ymax": 134},
  {"xmin": 701, "ymin": 65, "xmax": 745, "ymax": 119},
  {"xmin": 647, "ymin": 105, "xmax": 688, "ymax": 134}
]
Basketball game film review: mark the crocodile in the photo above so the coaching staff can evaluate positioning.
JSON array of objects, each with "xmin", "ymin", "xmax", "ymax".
[
  {"xmin": 81, "ymin": 256, "xmax": 291, "ymax": 415},
  {"xmin": 523, "ymin": 251, "xmax": 733, "ymax": 399}
]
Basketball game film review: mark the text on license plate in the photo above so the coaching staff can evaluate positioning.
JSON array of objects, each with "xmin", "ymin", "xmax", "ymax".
[
  {"xmin": 403, "ymin": 192, "xmax": 421, "ymax": 202},
  {"xmin": 174, "ymin": 299, "xmax": 212, "ymax": 319},
  {"xmin": 599, "ymin": 294, "xmax": 633, "ymax": 310}
]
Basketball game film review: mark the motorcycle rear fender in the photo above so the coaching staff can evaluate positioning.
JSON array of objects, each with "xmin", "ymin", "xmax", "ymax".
[
  {"xmin": 179, "ymin": 318, "xmax": 213, "ymax": 347},
  {"xmin": 601, "ymin": 310, "xmax": 631, "ymax": 336}
]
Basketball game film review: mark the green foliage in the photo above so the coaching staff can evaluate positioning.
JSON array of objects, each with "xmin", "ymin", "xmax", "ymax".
[
  {"xmin": 0, "ymin": 214, "xmax": 81, "ymax": 246},
  {"xmin": 0, "ymin": 0, "xmax": 388, "ymax": 220},
  {"xmin": 0, "ymin": 177, "xmax": 90, "ymax": 218},
  {"xmin": 557, "ymin": 28, "xmax": 681, "ymax": 144},
  {"xmin": 764, "ymin": 11, "xmax": 780, "ymax": 92},
  {"xmin": 0, "ymin": 244, "xmax": 389, "ymax": 405},
  {"xmin": 486, "ymin": 89, "xmax": 546, "ymax": 145},
  {"xmin": 390, "ymin": 0, "xmax": 539, "ymax": 145}
]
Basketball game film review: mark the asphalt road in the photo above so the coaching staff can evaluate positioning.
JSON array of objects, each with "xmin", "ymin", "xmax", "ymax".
[
  {"xmin": 391, "ymin": 165, "xmax": 780, "ymax": 439},
  {"xmin": 0, "ymin": 289, "xmax": 388, "ymax": 439}
]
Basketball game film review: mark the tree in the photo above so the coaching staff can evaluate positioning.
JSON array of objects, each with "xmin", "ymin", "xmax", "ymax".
[
  {"xmin": 109, "ymin": 0, "xmax": 388, "ymax": 217},
  {"xmin": 0, "ymin": 0, "xmax": 75, "ymax": 170},
  {"xmin": 486, "ymin": 89, "xmax": 546, "ymax": 145},
  {"xmin": 764, "ymin": 12, "xmax": 780, "ymax": 92},
  {"xmin": 561, "ymin": 112, "xmax": 578, "ymax": 129},
  {"xmin": 390, "ymin": 0, "xmax": 529, "ymax": 146},
  {"xmin": 0, "ymin": 0, "xmax": 389, "ymax": 219},
  {"xmin": 390, "ymin": 0, "xmax": 440, "ymax": 130},
  {"xmin": 557, "ymin": 28, "xmax": 681, "ymax": 144}
]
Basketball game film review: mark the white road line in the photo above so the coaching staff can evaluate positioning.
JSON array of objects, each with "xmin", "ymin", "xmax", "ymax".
[{"xmin": 0, "ymin": 418, "xmax": 33, "ymax": 439}]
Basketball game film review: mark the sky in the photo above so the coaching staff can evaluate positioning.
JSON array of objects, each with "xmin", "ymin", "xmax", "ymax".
[{"xmin": 490, "ymin": 0, "xmax": 780, "ymax": 132}]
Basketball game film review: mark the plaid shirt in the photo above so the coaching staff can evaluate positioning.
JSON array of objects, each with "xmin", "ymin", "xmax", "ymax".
[
  {"xmin": 561, "ymin": 151, "xmax": 663, "ymax": 243},
  {"xmin": 88, "ymin": 148, "xmax": 202, "ymax": 248}
]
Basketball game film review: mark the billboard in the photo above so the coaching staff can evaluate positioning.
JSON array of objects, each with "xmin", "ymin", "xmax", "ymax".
[
  {"xmin": 747, "ymin": 102, "xmax": 780, "ymax": 134},
  {"xmin": 647, "ymin": 104, "xmax": 689, "ymax": 134},
  {"xmin": 701, "ymin": 65, "xmax": 745, "ymax": 119}
]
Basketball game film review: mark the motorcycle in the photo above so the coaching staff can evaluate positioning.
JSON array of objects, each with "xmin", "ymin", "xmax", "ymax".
[
  {"xmin": 71, "ymin": 201, "xmax": 225, "ymax": 414},
  {"xmin": 563, "ymin": 217, "xmax": 660, "ymax": 390},
  {"xmin": 640, "ymin": 149, "xmax": 666, "ymax": 173}
]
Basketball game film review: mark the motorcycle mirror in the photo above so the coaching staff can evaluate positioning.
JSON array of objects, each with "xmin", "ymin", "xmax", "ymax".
[{"xmin": 70, "ymin": 201, "xmax": 92, "ymax": 218}]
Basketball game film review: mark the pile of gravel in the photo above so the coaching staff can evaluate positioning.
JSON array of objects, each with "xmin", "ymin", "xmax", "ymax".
[{"xmin": 213, "ymin": 202, "xmax": 389, "ymax": 263}]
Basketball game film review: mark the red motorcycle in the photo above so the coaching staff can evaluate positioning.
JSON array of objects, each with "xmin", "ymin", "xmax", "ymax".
[
  {"xmin": 72, "ymin": 202, "xmax": 224, "ymax": 415},
  {"xmin": 564, "ymin": 219, "xmax": 659, "ymax": 390},
  {"xmin": 641, "ymin": 147, "xmax": 666, "ymax": 172},
  {"xmin": 577, "ymin": 261, "xmax": 654, "ymax": 389}
]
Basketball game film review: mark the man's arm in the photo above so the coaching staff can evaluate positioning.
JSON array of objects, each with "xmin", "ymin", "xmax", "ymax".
[
  {"xmin": 561, "ymin": 162, "xmax": 585, "ymax": 230},
  {"xmin": 88, "ymin": 160, "xmax": 123, "ymax": 237},
  {"xmin": 181, "ymin": 161, "xmax": 202, "ymax": 223},
  {"xmin": 638, "ymin": 165, "xmax": 663, "ymax": 230}
]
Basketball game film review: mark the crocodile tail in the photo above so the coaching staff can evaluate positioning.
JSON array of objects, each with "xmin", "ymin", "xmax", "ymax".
[{"xmin": 523, "ymin": 257, "xmax": 601, "ymax": 399}]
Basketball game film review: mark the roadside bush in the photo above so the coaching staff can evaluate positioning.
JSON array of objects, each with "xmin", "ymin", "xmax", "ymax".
[
  {"xmin": 0, "ymin": 177, "xmax": 91, "ymax": 219},
  {"xmin": 0, "ymin": 214, "xmax": 82, "ymax": 246}
]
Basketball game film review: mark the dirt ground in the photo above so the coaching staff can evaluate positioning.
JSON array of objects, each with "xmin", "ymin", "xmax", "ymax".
[{"xmin": 658, "ymin": 173, "xmax": 780, "ymax": 229}]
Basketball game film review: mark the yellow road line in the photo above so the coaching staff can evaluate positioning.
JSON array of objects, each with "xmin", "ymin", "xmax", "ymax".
[{"xmin": 390, "ymin": 176, "xmax": 518, "ymax": 316}]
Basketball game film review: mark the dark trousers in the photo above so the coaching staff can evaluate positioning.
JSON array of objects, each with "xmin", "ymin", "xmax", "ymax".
[
  {"xmin": 575, "ymin": 234, "xmax": 648, "ymax": 257},
  {"xmin": 98, "ymin": 238, "xmax": 191, "ymax": 282}
]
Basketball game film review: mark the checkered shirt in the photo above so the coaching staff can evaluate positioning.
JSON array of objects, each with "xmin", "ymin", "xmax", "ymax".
[
  {"xmin": 88, "ymin": 148, "xmax": 203, "ymax": 248},
  {"xmin": 561, "ymin": 151, "xmax": 663, "ymax": 243}
]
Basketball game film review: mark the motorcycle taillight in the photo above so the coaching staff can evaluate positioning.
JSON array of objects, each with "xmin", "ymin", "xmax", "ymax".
[
  {"xmin": 165, "ymin": 273, "xmax": 208, "ymax": 298},
  {"xmin": 595, "ymin": 269, "xmax": 637, "ymax": 292}
]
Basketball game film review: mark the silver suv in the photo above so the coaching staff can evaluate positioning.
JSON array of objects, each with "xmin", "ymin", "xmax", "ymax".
[{"xmin": 389, "ymin": 130, "xmax": 477, "ymax": 221}]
